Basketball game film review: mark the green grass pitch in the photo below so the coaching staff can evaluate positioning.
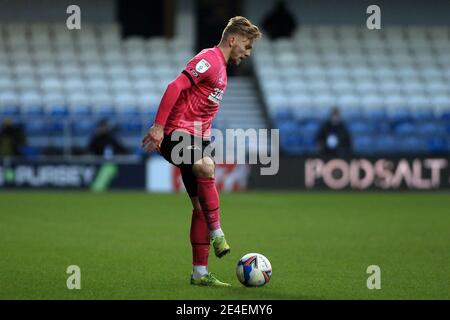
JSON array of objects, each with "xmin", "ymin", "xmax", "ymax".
[{"xmin": 0, "ymin": 191, "xmax": 449, "ymax": 299}]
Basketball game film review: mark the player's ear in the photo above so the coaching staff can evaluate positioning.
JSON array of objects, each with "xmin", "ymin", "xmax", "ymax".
[{"xmin": 229, "ymin": 35, "xmax": 236, "ymax": 47}]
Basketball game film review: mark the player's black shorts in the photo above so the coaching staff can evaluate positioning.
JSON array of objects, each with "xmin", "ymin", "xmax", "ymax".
[{"xmin": 159, "ymin": 130, "xmax": 214, "ymax": 198}]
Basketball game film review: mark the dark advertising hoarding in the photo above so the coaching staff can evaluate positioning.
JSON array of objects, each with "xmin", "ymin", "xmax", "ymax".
[
  {"xmin": 249, "ymin": 157, "xmax": 450, "ymax": 190},
  {"xmin": 2, "ymin": 157, "xmax": 449, "ymax": 191},
  {"xmin": 0, "ymin": 160, "xmax": 145, "ymax": 190}
]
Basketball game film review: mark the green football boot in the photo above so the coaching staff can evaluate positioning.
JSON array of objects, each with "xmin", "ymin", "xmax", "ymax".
[
  {"xmin": 211, "ymin": 235, "xmax": 230, "ymax": 258},
  {"xmin": 190, "ymin": 273, "xmax": 231, "ymax": 287}
]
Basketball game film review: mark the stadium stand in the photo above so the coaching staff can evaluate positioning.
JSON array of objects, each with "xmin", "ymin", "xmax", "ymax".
[
  {"xmin": 1, "ymin": 22, "xmax": 449, "ymax": 157},
  {"xmin": 254, "ymin": 25, "xmax": 450, "ymax": 155},
  {"xmin": 0, "ymin": 23, "xmax": 192, "ymax": 156}
]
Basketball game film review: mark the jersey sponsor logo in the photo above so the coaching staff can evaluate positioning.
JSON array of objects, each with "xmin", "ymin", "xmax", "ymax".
[
  {"xmin": 189, "ymin": 68, "xmax": 199, "ymax": 78},
  {"xmin": 208, "ymin": 87, "xmax": 224, "ymax": 104},
  {"xmin": 195, "ymin": 59, "xmax": 211, "ymax": 73}
]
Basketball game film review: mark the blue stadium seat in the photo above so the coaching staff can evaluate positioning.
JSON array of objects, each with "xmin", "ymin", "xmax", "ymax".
[
  {"xmin": 92, "ymin": 106, "xmax": 115, "ymax": 118},
  {"xmin": 364, "ymin": 108, "xmax": 387, "ymax": 121},
  {"xmin": 19, "ymin": 146, "xmax": 41, "ymax": 157},
  {"xmin": 48, "ymin": 136, "xmax": 66, "ymax": 148},
  {"xmin": 399, "ymin": 136, "xmax": 427, "ymax": 153},
  {"xmin": 416, "ymin": 122, "xmax": 445, "ymax": 136},
  {"xmin": 68, "ymin": 106, "xmax": 91, "ymax": 117},
  {"xmin": 274, "ymin": 109, "xmax": 293, "ymax": 123},
  {"xmin": 301, "ymin": 135, "xmax": 317, "ymax": 153},
  {"xmin": 20, "ymin": 106, "xmax": 43, "ymax": 116},
  {"xmin": 132, "ymin": 146, "xmax": 145, "ymax": 156},
  {"xmin": 439, "ymin": 111, "xmax": 450, "ymax": 121},
  {"xmin": 45, "ymin": 106, "xmax": 68, "ymax": 116},
  {"xmin": 374, "ymin": 135, "xmax": 397, "ymax": 154},
  {"xmin": 0, "ymin": 106, "xmax": 19, "ymax": 116},
  {"xmin": 349, "ymin": 121, "xmax": 376, "ymax": 135},
  {"xmin": 376, "ymin": 121, "xmax": 391, "ymax": 134},
  {"xmin": 0, "ymin": 92, "xmax": 19, "ymax": 115},
  {"xmin": 115, "ymin": 107, "xmax": 140, "ymax": 117},
  {"xmin": 121, "ymin": 136, "xmax": 141, "ymax": 149},
  {"xmin": 393, "ymin": 121, "xmax": 416, "ymax": 135},
  {"xmin": 25, "ymin": 120, "xmax": 48, "ymax": 135},
  {"xmin": 427, "ymin": 136, "xmax": 449, "ymax": 153},
  {"xmin": 292, "ymin": 107, "xmax": 316, "ymax": 120},
  {"xmin": 117, "ymin": 120, "xmax": 143, "ymax": 135},
  {"xmin": 282, "ymin": 136, "xmax": 305, "ymax": 154},
  {"xmin": 388, "ymin": 109, "xmax": 412, "ymax": 123},
  {"xmin": 300, "ymin": 120, "xmax": 321, "ymax": 137},
  {"xmin": 278, "ymin": 121, "xmax": 298, "ymax": 135},
  {"xmin": 27, "ymin": 137, "xmax": 50, "ymax": 149},
  {"xmin": 280, "ymin": 129, "xmax": 301, "ymax": 145},
  {"xmin": 341, "ymin": 109, "xmax": 363, "ymax": 121},
  {"xmin": 72, "ymin": 136, "xmax": 90, "ymax": 149},
  {"xmin": 312, "ymin": 108, "xmax": 332, "ymax": 120},
  {"xmin": 72, "ymin": 121, "xmax": 96, "ymax": 136},
  {"xmin": 445, "ymin": 123, "xmax": 450, "ymax": 134},
  {"xmin": 353, "ymin": 135, "xmax": 375, "ymax": 154},
  {"xmin": 411, "ymin": 108, "xmax": 435, "ymax": 121},
  {"xmin": 139, "ymin": 109, "xmax": 156, "ymax": 120},
  {"xmin": 48, "ymin": 121, "xmax": 66, "ymax": 135}
]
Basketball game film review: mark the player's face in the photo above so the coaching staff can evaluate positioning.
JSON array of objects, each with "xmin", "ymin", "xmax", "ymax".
[{"xmin": 230, "ymin": 36, "xmax": 253, "ymax": 65}]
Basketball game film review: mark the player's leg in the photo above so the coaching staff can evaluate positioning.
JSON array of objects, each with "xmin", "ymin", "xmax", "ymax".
[
  {"xmin": 192, "ymin": 156, "xmax": 230, "ymax": 258},
  {"xmin": 181, "ymin": 167, "xmax": 210, "ymax": 278},
  {"xmin": 181, "ymin": 167, "xmax": 230, "ymax": 287},
  {"xmin": 160, "ymin": 133, "xmax": 208, "ymax": 281},
  {"xmin": 189, "ymin": 196, "xmax": 209, "ymax": 278}
]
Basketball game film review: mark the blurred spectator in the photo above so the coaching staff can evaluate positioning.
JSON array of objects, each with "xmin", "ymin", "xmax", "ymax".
[
  {"xmin": 261, "ymin": 0, "xmax": 297, "ymax": 40},
  {"xmin": 316, "ymin": 108, "xmax": 352, "ymax": 157},
  {"xmin": 0, "ymin": 118, "xmax": 26, "ymax": 157},
  {"xmin": 88, "ymin": 119, "xmax": 127, "ymax": 157}
]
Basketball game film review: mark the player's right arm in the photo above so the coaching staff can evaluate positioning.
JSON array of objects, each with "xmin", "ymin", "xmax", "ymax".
[
  {"xmin": 142, "ymin": 73, "xmax": 192, "ymax": 152},
  {"xmin": 142, "ymin": 53, "xmax": 215, "ymax": 152}
]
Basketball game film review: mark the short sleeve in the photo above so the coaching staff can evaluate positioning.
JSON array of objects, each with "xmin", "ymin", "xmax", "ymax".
[{"xmin": 182, "ymin": 53, "xmax": 215, "ymax": 86}]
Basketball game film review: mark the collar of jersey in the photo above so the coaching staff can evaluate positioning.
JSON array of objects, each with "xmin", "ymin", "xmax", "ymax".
[{"xmin": 214, "ymin": 46, "xmax": 227, "ymax": 66}]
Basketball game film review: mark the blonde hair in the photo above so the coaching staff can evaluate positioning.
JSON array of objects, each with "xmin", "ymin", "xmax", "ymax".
[{"xmin": 222, "ymin": 16, "xmax": 262, "ymax": 41}]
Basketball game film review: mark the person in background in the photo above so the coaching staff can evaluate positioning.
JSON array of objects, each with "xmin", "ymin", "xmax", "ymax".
[
  {"xmin": 0, "ymin": 118, "xmax": 26, "ymax": 157},
  {"xmin": 261, "ymin": 0, "xmax": 297, "ymax": 40},
  {"xmin": 88, "ymin": 119, "xmax": 127, "ymax": 157},
  {"xmin": 316, "ymin": 108, "xmax": 352, "ymax": 157}
]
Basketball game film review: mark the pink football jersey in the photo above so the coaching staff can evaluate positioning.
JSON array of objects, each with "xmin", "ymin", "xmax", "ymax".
[{"xmin": 164, "ymin": 47, "xmax": 227, "ymax": 138}]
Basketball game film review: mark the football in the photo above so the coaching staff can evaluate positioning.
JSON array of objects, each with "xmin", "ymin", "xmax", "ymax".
[{"xmin": 236, "ymin": 253, "xmax": 272, "ymax": 287}]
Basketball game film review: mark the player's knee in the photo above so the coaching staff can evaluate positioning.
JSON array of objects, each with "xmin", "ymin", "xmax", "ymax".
[{"xmin": 193, "ymin": 158, "xmax": 215, "ymax": 178}]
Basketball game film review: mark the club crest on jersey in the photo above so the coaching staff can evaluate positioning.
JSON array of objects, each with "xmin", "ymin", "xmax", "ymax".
[{"xmin": 195, "ymin": 59, "xmax": 211, "ymax": 73}]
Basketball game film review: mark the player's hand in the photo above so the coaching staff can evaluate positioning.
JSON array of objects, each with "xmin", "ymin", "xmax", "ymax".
[{"xmin": 142, "ymin": 123, "xmax": 164, "ymax": 152}]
